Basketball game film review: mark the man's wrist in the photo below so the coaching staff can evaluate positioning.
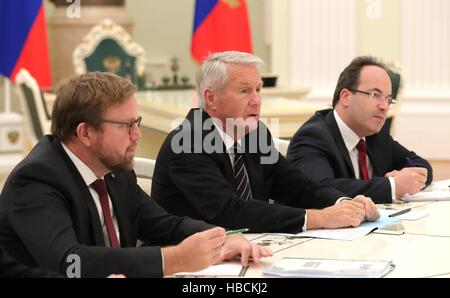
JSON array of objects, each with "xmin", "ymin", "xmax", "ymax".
[
  {"xmin": 161, "ymin": 246, "xmax": 181, "ymax": 276},
  {"xmin": 305, "ymin": 209, "xmax": 325, "ymax": 230}
]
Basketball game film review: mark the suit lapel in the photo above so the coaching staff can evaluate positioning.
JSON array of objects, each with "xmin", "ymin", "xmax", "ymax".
[
  {"xmin": 325, "ymin": 111, "xmax": 356, "ymax": 177},
  {"xmin": 218, "ymin": 153, "xmax": 235, "ymax": 184},
  {"xmin": 105, "ymin": 174, "xmax": 130, "ymax": 247},
  {"xmin": 52, "ymin": 138, "xmax": 109, "ymax": 246},
  {"xmin": 366, "ymin": 136, "xmax": 381, "ymax": 176},
  {"xmin": 78, "ymin": 182, "xmax": 107, "ymax": 246},
  {"xmin": 195, "ymin": 109, "xmax": 236, "ymax": 185},
  {"xmin": 243, "ymin": 153, "xmax": 262, "ymax": 199},
  {"xmin": 243, "ymin": 130, "xmax": 264, "ymax": 199}
]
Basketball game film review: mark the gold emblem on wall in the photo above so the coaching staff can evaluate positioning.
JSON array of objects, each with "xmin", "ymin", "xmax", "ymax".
[
  {"xmin": 220, "ymin": 0, "xmax": 240, "ymax": 8},
  {"xmin": 7, "ymin": 131, "xmax": 20, "ymax": 144},
  {"xmin": 103, "ymin": 56, "xmax": 121, "ymax": 73}
]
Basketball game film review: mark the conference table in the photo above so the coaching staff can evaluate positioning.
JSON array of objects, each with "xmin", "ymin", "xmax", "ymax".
[{"xmin": 239, "ymin": 185, "xmax": 450, "ymax": 278}]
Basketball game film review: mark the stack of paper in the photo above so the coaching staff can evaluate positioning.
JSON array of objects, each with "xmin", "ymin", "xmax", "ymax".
[
  {"xmin": 402, "ymin": 182, "xmax": 450, "ymax": 202},
  {"xmin": 263, "ymin": 257, "xmax": 395, "ymax": 278},
  {"xmin": 402, "ymin": 190, "xmax": 450, "ymax": 202}
]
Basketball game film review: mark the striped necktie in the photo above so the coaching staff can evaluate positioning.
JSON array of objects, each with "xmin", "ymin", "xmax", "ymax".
[{"xmin": 232, "ymin": 143, "xmax": 252, "ymax": 201}]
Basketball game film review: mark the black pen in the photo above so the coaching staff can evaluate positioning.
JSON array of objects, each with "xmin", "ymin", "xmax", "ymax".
[{"xmin": 389, "ymin": 207, "xmax": 411, "ymax": 217}]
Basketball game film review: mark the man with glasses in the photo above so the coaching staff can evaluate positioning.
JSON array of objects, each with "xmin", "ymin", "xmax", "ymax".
[
  {"xmin": 287, "ymin": 56, "xmax": 433, "ymax": 203},
  {"xmin": 0, "ymin": 72, "xmax": 270, "ymax": 277}
]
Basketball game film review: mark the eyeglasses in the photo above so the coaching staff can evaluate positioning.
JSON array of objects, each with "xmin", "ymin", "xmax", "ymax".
[
  {"xmin": 100, "ymin": 116, "xmax": 142, "ymax": 134},
  {"xmin": 348, "ymin": 89, "xmax": 397, "ymax": 107}
]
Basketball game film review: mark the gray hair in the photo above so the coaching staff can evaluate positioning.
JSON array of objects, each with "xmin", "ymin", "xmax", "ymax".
[{"xmin": 196, "ymin": 51, "xmax": 264, "ymax": 109}]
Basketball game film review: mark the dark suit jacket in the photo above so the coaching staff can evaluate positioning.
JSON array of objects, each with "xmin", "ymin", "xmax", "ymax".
[
  {"xmin": 152, "ymin": 109, "xmax": 347, "ymax": 233},
  {"xmin": 287, "ymin": 109, "xmax": 433, "ymax": 203},
  {"xmin": 0, "ymin": 135, "xmax": 213, "ymax": 277},
  {"xmin": 0, "ymin": 247, "xmax": 61, "ymax": 278}
]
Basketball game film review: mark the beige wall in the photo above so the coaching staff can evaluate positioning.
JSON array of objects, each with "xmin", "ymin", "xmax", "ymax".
[
  {"xmin": 126, "ymin": 0, "xmax": 269, "ymax": 85},
  {"xmin": 356, "ymin": 0, "xmax": 401, "ymax": 63}
]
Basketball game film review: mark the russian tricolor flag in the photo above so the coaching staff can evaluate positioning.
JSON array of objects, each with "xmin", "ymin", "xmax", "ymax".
[
  {"xmin": 191, "ymin": 0, "xmax": 253, "ymax": 64},
  {"xmin": 0, "ymin": 0, "xmax": 52, "ymax": 88}
]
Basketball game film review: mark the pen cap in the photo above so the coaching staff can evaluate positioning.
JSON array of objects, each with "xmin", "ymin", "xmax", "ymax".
[{"xmin": 406, "ymin": 157, "xmax": 415, "ymax": 167}]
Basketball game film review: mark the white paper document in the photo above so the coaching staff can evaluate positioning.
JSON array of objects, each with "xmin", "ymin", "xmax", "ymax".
[
  {"xmin": 396, "ymin": 210, "xmax": 429, "ymax": 220},
  {"xmin": 402, "ymin": 190, "xmax": 450, "ymax": 202},
  {"xmin": 250, "ymin": 234, "xmax": 311, "ymax": 253},
  {"xmin": 174, "ymin": 262, "xmax": 243, "ymax": 277},
  {"xmin": 402, "ymin": 181, "xmax": 450, "ymax": 202},
  {"xmin": 271, "ymin": 217, "xmax": 400, "ymax": 241},
  {"xmin": 293, "ymin": 226, "xmax": 375, "ymax": 241},
  {"xmin": 263, "ymin": 257, "xmax": 395, "ymax": 278}
]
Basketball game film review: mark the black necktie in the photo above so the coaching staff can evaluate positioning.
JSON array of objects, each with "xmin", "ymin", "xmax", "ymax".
[{"xmin": 232, "ymin": 143, "xmax": 252, "ymax": 201}]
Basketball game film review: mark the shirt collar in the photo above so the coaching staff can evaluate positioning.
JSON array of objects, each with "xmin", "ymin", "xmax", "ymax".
[
  {"xmin": 333, "ymin": 109, "xmax": 365, "ymax": 152},
  {"xmin": 61, "ymin": 142, "xmax": 102, "ymax": 186},
  {"xmin": 212, "ymin": 118, "xmax": 241, "ymax": 153}
]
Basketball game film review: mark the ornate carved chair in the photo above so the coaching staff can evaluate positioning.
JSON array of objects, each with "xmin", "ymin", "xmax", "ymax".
[
  {"xmin": 73, "ymin": 19, "xmax": 146, "ymax": 86},
  {"xmin": 133, "ymin": 157, "xmax": 156, "ymax": 195},
  {"xmin": 383, "ymin": 61, "xmax": 402, "ymax": 134},
  {"xmin": 273, "ymin": 137, "xmax": 290, "ymax": 157}
]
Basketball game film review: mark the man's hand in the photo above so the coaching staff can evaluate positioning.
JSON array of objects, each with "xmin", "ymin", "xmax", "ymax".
[
  {"xmin": 352, "ymin": 195, "xmax": 380, "ymax": 221},
  {"xmin": 386, "ymin": 167, "xmax": 428, "ymax": 197},
  {"xmin": 307, "ymin": 199, "xmax": 366, "ymax": 229},
  {"xmin": 219, "ymin": 234, "xmax": 272, "ymax": 267},
  {"xmin": 162, "ymin": 227, "xmax": 226, "ymax": 276}
]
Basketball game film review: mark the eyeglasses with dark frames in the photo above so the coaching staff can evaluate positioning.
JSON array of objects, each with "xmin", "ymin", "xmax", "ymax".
[
  {"xmin": 100, "ymin": 116, "xmax": 142, "ymax": 135},
  {"xmin": 348, "ymin": 89, "xmax": 397, "ymax": 107}
]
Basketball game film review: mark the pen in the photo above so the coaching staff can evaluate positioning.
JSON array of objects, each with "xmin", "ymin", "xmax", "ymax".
[
  {"xmin": 406, "ymin": 157, "xmax": 415, "ymax": 167},
  {"xmin": 388, "ymin": 207, "xmax": 411, "ymax": 217},
  {"xmin": 226, "ymin": 228, "xmax": 250, "ymax": 235}
]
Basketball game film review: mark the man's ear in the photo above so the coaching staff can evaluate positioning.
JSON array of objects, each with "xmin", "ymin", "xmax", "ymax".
[
  {"xmin": 340, "ymin": 88, "xmax": 352, "ymax": 107},
  {"xmin": 204, "ymin": 89, "xmax": 217, "ymax": 111},
  {"xmin": 76, "ymin": 122, "xmax": 94, "ymax": 147}
]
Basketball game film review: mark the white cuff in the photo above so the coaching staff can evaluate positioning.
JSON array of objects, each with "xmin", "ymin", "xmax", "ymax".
[
  {"xmin": 302, "ymin": 212, "xmax": 308, "ymax": 232},
  {"xmin": 336, "ymin": 196, "xmax": 352, "ymax": 204},
  {"xmin": 388, "ymin": 177, "xmax": 400, "ymax": 202}
]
